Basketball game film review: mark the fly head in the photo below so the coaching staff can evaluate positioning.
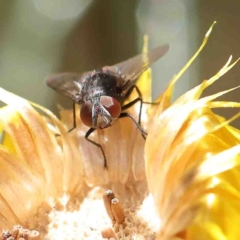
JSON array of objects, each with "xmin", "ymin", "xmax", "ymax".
[{"xmin": 80, "ymin": 96, "xmax": 121, "ymax": 129}]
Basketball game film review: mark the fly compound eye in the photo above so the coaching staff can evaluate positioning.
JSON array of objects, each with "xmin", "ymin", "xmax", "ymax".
[
  {"xmin": 80, "ymin": 101, "xmax": 93, "ymax": 127},
  {"xmin": 100, "ymin": 96, "xmax": 121, "ymax": 119}
]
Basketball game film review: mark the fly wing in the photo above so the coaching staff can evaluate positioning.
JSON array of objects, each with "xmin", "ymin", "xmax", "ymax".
[
  {"xmin": 45, "ymin": 72, "xmax": 84, "ymax": 101},
  {"xmin": 103, "ymin": 44, "xmax": 169, "ymax": 84}
]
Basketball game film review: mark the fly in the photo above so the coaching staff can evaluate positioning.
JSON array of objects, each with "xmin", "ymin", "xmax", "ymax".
[{"xmin": 46, "ymin": 44, "xmax": 169, "ymax": 168}]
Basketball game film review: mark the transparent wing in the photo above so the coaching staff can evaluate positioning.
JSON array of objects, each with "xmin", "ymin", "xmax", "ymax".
[
  {"xmin": 45, "ymin": 72, "xmax": 83, "ymax": 101},
  {"xmin": 103, "ymin": 44, "xmax": 169, "ymax": 83}
]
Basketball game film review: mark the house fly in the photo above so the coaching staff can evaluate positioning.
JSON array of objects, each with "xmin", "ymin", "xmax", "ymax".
[{"xmin": 46, "ymin": 44, "xmax": 169, "ymax": 168}]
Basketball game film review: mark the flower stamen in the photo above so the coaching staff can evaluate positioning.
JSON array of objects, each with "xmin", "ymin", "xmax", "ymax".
[
  {"xmin": 103, "ymin": 189, "xmax": 116, "ymax": 222},
  {"xmin": 101, "ymin": 227, "xmax": 117, "ymax": 239},
  {"xmin": 1, "ymin": 225, "xmax": 40, "ymax": 240},
  {"xmin": 103, "ymin": 189, "xmax": 125, "ymax": 225},
  {"xmin": 111, "ymin": 198, "xmax": 125, "ymax": 224}
]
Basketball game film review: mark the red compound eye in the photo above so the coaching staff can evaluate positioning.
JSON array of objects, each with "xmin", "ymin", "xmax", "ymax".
[
  {"xmin": 80, "ymin": 101, "xmax": 93, "ymax": 127},
  {"xmin": 100, "ymin": 96, "xmax": 121, "ymax": 118}
]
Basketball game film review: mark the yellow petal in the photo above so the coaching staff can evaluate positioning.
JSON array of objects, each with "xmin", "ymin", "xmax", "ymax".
[
  {"xmin": 0, "ymin": 88, "xmax": 85, "ymax": 229},
  {"xmin": 145, "ymin": 22, "xmax": 240, "ymax": 239}
]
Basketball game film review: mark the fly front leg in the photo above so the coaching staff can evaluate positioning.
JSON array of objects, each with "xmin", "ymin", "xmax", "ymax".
[
  {"xmin": 119, "ymin": 112, "xmax": 147, "ymax": 139},
  {"xmin": 85, "ymin": 127, "xmax": 108, "ymax": 168},
  {"xmin": 55, "ymin": 102, "xmax": 76, "ymax": 137},
  {"xmin": 121, "ymin": 85, "xmax": 143, "ymax": 125},
  {"xmin": 122, "ymin": 85, "xmax": 160, "ymax": 126},
  {"xmin": 68, "ymin": 102, "xmax": 77, "ymax": 132}
]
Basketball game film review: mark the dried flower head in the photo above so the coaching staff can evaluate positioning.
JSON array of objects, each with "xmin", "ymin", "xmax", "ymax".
[{"xmin": 0, "ymin": 22, "xmax": 240, "ymax": 239}]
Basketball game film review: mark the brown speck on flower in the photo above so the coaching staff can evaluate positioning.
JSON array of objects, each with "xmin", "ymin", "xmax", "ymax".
[
  {"xmin": 1, "ymin": 22, "xmax": 240, "ymax": 239},
  {"xmin": 28, "ymin": 230, "xmax": 40, "ymax": 240}
]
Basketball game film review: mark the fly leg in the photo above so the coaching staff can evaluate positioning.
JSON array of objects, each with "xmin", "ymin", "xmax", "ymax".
[
  {"xmin": 121, "ymin": 85, "xmax": 143, "ymax": 125},
  {"xmin": 122, "ymin": 85, "xmax": 150, "ymax": 139},
  {"xmin": 119, "ymin": 112, "xmax": 147, "ymax": 139},
  {"xmin": 68, "ymin": 102, "xmax": 77, "ymax": 132},
  {"xmin": 85, "ymin": 127, "xmax": 107, "ymax": 168},
  {"xmin": 122, "ymin": 85, "xmax": 160, "ymax": 125},
  {"xmin": 55, "ymin": 102, "xmax": 76, "ymax": 137}
]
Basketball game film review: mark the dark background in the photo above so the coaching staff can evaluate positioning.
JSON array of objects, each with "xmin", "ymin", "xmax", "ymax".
[{"xmin": 0, "ymin": 0, "xmax": 240, "ymax": 127}]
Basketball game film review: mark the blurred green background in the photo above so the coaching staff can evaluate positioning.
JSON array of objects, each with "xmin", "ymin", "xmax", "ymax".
[{"xmin": 0, "ymin": 0, "xmax": 240, "ymax": 127}]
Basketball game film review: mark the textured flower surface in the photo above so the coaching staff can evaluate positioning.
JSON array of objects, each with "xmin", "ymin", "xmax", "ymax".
[{"xmin": 0, "ymin": 23, "xmax": 240, "ymax": 240}]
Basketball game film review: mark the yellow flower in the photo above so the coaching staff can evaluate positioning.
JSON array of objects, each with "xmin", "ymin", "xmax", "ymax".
[{"xmin": 0, "ymin": 22, "xmax": 240, "ymax": 239}]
